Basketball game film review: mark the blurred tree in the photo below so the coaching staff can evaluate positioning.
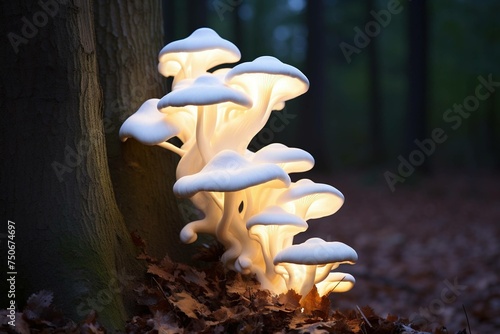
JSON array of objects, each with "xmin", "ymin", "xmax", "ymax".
[
  {"xmin": 301, "ymin": 0, "xmax": 328, "ymax": 169},
  {"xmin": 367, "ymin": 0, "xmax": 384, "ymax": 164},
  {"xmin": 187, "ymin": 0, "xmax": 208, "ymax": 32},
  {"xmin": 405, "ymin": 0, "xmax": 429, "ymax": 171}
]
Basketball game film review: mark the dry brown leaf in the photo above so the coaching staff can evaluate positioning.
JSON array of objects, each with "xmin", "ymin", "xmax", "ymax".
[
  {"xmin": 171, "ymin": 291, "xmax": 209, "ymax": 319},
  {"xmin": 277, "ymin": 289, "xmax": 302, "ymax": 310},
  {"xmin": 300, "ymin": 286, "xmax": 330, "ymax": 318},
  {"xmin": 23, "ymin": 290, "xmax": 53, "ymax": 321},
  {"xmin": 147, "ymin": 264, "xmax": 175, "ymax": 282}
]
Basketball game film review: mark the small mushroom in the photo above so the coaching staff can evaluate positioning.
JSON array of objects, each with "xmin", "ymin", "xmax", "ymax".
[
  {"xmin": 277, "ymin": 179, "xmax": 344, "ymax": 220},
  {"xmin": 315, "ymin": 272, "xmax": 356, "ymax": 296},
  {"xmin": 251, "ymin": 143, "xmax": 315, "ymax": 174},
  {"xmin": 119, "ymin": 99, "xmax": 185, "ymax": 156},
  {"xmin": 220, "ymin": 56, "xmax": 309, "ymax": 152},
  {"xmin": 273, "ymin": 238, "xmax": 357, "ymax": 298},
  {"xmin": 174, "ymin": 150, "xmax": 291, "ymax": 270},
  {"xmin": 246, "ymin": 206, "xmax": 308, "ymax": 285},
  {"xmin": 158, "ymin": 27, "xmax": 240, "ymax": 86}
]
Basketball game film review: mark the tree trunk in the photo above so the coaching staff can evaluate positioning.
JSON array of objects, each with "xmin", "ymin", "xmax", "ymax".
[
  {"xmin": 1, "ymin": 0, "xmax": 142, "ymax": 329},
  {"xmin": 93, "ymin": 0, "xmax": 189, "ymax": 262}
]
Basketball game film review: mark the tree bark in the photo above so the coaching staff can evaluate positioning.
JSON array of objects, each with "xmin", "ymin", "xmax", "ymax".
[
  {"xmin": 1, "ymin": 0, "xmax": 141, "ymax": 329},
  {"xmin": 93, "ymin": 0, "xmax": 189, "ymax": 262}
]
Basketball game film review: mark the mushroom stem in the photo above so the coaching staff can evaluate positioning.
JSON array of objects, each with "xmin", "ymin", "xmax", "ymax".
[
  {"xmin": 239, "ymin": 87, "xmax": 273, "ymax": 152},
  {"xmin": 299, "ymin": 265, "xmax": 318, "ymax": 299},
  {"xmin": 217, "ymin": 191, "xmax": 242, "ymax": 266},
  {"xmin": 314, "ymin": 264, "xmax": 334, "ymax": 284},
  {"xmin": 196, "ymin": 105, "xmax": 212, "ymax": 163},
  {"xmin": 157, "ymin": 141, "xmax": 186, "ymax": 156},
  {"xmin": 208, "ymin": 192, "xmax": 223, "ymax": 211},
  {"xmin": 280, "ymin": 262, "xmax": 300, "ymax": 292}
]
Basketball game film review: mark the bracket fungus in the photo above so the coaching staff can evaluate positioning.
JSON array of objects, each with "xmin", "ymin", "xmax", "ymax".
[{"xmin": 119, "ymin": 27, "xmax": 358, "ymax": 302}]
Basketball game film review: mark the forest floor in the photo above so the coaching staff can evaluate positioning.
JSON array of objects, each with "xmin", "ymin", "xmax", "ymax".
[
  {"xmin": 2, "ymin": 171, "xmax": 498, "ymax": 333},
  {"xmin": 295, "ymin": 169, "xmax": 500, "ymax": 334}
]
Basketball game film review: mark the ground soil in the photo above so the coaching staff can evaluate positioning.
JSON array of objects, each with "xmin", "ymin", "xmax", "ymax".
[{"xmin": 295, "ymin": 170, "xmax": 500, "ymax": 334}]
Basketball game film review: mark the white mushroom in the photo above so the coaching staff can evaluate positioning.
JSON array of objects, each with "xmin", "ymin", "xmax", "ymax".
[
  {"xmin": 118, "ymin": 99, "xmax": 184, "ymax": 156},
  {"xmin": 315, "ymin": 272, "xmax": 356, "ymax": 296},
  {"xmin": 158, "ymin": 27, "xmax": 240, "ymax": 87},
  {"xmin": 246, "ymin": 206, "xmax": 308, "ymax": 289},
  {"xmin": 251, "ymin": 143, "xmax": 315, "ymax": 174},
  {"xmin": 273, "ymin": 238, "xmax": 357, "ymax": 298},
  {"xmin": 277, "ymin": 179, "xmax": 344, "ymax": 220},
  {"xmin": 217, "ymin": 56, "xmax": 309, "ymax": 152},
  {"xmin": 174, "ymin": 150, "xmax": 291, "ymax": 271},
  {"xmin": 158, "ymin": 74, "xmax": 252, "ymax": 163}
]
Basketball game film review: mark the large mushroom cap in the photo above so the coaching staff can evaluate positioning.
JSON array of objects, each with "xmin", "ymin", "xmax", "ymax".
[
  {"xmin": 173, "ymin": 150, "xmax": 291, "ymax": 198},
  {"xmin": 225, "ymin": 56, "xmax": 309, "ymax": 106},
  {"xmin": 119, "ymin": 99, "xmax": 180, "ymax": 145},
  {"xmin": 158, "ymin": 74, "xmax": 252, "ymax": 109},
  {"xmin": 158, "ymin": 28, "xmax": 240, "ymax": 79},
  {"xmin": 278, "ymin": 179, "xmax": 344, "ymax": 220},
  {"xmin": 252, "ymin": 143, "xmax": 315, "ymax": 174},
  {"xmin": 273, "ymin": 237, "xmax": 358, "ymax": 266}
]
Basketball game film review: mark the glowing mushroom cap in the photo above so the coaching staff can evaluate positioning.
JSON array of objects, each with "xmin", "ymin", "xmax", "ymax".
[
  {"xmin": 158, "ymin": 28, "xmax": 240, "ymax": 79},
  {"xmin": 278, "ymin": 179, "xmax": 344, "ymax": 220},
  {"xmin": 119, "ymin": 99, "xmax": 180, "ymax": 145},
  {"xmin": 158, "ymin": 74, "xmax": 252, "ymax": 109},
  {"xmin": 225, "ymin": 56, "xmax": 309, "ymax": 107},
  {"xmin": 173, "ymin": 150, "xmax": 291, "ymax": 198},
  {"xmin": 252, "ymin": 143, "xmax": 315, "ymax": 174},
  {"xmin": 316, "ymin": 272, "xmax": 356, "ymax": 295},
  {"xmin": 273, "ymin": 237, "xmax": 358, "ymax": 266},
  {"xmin": 246, "ymin": 206, "xmax": 308, "ymax": 230}
]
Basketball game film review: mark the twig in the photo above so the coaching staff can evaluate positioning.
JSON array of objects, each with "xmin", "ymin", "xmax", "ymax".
[
  {"xmin": 462, "ymin": 304, "xmax": 472, "ymax": 334},
  {"xmin": 152, "ymin": 277, "xmax": 169, "ymax": 300},
  {"xmin": 356, "ymin": 305, "xmax": 373, "ymax": 328},
  {"xmin": 330, "ymin": 275, "xmax": 346, "ymax": 292}
]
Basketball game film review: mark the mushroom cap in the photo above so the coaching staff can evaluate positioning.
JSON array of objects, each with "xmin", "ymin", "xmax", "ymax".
[
  {"xmin": 278, "ymin": 179, "xmax": 344, "ymax": 220},
  {"xmin": 273, "ymin": 237, "xmax": 358, "ymax": 266},
  {"xmin": 157, "ymin": 74, "xmax": 252, "ymax": 109},
  {"xmin": 158, "ymin": 28, "xmax": 240, "ymax": 78},
  {"xmin": 173, "ymin": 150, "xmax": 291, "ymax": 198},
  {"xmin": 225, "ymin": 56, "xmax": 309, "ymax": 106},
  {"xmin": 252, "ymin": 143, "xmax": 315, "ymax": 174},
  {"xmin": 119, "ymin": 99, "xmax": 180, "ymax": 145},
  {"xmin": 316, "ymin": 272, "xmax": 356, "ymax": 295},
  {"xmin": 246, "ymin": 206, "xmax": 308, "ymax": 230}
]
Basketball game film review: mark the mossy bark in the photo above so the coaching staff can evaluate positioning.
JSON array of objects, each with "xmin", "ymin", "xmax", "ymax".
[
  {"xmin": 1, "ymin": 0, "xmax": 143, "ymax": 329},
  {"xmin": 93, "ymin": 0, "xmax": 190, "ymax": 262}
]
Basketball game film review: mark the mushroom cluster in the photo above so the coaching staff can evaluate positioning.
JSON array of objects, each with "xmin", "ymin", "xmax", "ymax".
[{"xmin": 119, "ymin": 28, "xmax": 357, "ymax": 300}]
